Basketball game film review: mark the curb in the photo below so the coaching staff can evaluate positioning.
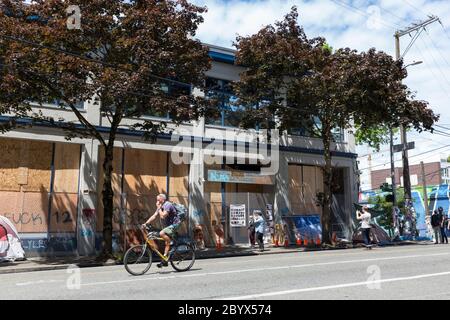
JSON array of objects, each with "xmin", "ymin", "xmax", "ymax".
[{"xmin": 0, "ymin": 261, "xmax": 119, "ymax": 274}]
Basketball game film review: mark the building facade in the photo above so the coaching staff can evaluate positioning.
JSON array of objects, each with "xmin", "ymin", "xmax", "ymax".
[
  {"xmin": 0, "ymin": 44, "xmax": 359, "ymax": 256},
  {"xmin": 371, "ymin": 161, "xmax": 449, "ymax": 190}
]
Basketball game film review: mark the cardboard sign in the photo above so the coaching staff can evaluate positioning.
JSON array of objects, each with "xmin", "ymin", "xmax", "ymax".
[{"xmin": 230, "ymin": 204, "xmax": 246, "ymax": 227}]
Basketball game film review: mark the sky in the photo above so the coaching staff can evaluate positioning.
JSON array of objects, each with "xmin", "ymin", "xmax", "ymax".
[{"xmin": 191, "ymin": 0, "xmax": 450, "ymax": 189}]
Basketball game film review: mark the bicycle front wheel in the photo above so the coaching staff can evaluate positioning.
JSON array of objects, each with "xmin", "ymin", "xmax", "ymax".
[
  {"xmin": 124, "ymin": 244, "xmax": 152, "ymax": 276},
  {"xmin": 170, "ymin": 243, "xmax": 195, "ymax": 272}
]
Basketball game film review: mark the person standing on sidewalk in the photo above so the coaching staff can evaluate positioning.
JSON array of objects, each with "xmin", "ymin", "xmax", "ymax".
[
  {"xmin": 431, "ymin": 210, "xmax": 442, "ymax": 244},
  {"xmin": 254, "ymin": 211, "xmax": 266, "ymax": 252},
  {"xmin": 356, "ymin": 206, "xmax": 372, "ymax": 249},
  {"xmin": 247, "ymin": 214, "xmax": 256, "ymax": 248},
  {"xmin": 439, "ymin": 207, "xmax": 448, "ymax": 244}
]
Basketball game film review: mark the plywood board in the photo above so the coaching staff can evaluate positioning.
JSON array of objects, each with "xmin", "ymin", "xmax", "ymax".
[
  {"xmin": 50, "ymin": 193, "xmax": 78, "ymax": 232},
  {"xmin": 97, "ymin": 147, "xmax": 123, "ymax": 232},
  {"xmin": 21, "ymin": 140, "xmax": 53, "ymax": 192},
  {"xmin": 303, "ymin": 166, "xmax": 317, "ymax": 207},
  {"xmin": 125, "ymin": 194, "xmax": 155, "ymax": 228},
  {"xmin": 289, "ymin": 164, "xmax": 305, "ymax": 214},
  {"xmin": 288, "ymin": 164, "xmax": 302, "ymax": 190},
  {"xmin": 0, "ymin": 191, "xmax": 51, "ymax": 233},
  {"xmin": 288, "ymin": 165, "xmax": 324, "ymax": 215},
  {"xmin": 168, "ymin": 161, "xmax": 189, "ymax": 199},
  {"xmin": 0, "ymin": 138, "xmax": 52, "ymax": 192},
  {"xmin": 124, "ymin": 149, "xmax": 167, "ymax": 195},
  {"xmin": 97, "ymin": 146, "xmax": 123, "ymax": 196},
  {"xmin": 0, "ymin": 192, "xmax": 22, "ymax": 228},
  {"xmin": 0, "ymin": 138, "xmax": 21, "ymax": 191},
  {"xmin": 53, "ymin": 143, "xmax": 81, "ymax": 193},
  {"xmin": 205, "ymin": 182, "xmax": 222, "ymax": 203},
  {"xmin": 96, "ymin": 195, "xmax": 122, "ymax": 232},
  {"xmin": 236, "ymin": 184, "xmax": 264, "ymax": 194}
]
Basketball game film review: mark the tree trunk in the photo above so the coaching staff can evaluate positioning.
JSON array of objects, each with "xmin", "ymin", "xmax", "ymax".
[
  {"xmin": 321, "ymin": 129, "xmax": 333, "ymax": 245},
  {"xmin": 101, "ymin": 144, "xmax": 115, "ymax": 259}
]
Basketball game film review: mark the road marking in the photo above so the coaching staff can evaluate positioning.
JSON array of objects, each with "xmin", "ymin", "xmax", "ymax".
[
  {"xmin": 52, "ymin": 244, "xmax": 445, "ymax": 276},
  {"xmin": 16, "ymin": 280, "xmax": 64, "ymax": 286},
  {"xmin": 79, "ymin": 251, "xmax": 450, "ymax": 287},
  {"xmin": 220, "ymin": 270, "xmax": 450, "ymax": 300}
]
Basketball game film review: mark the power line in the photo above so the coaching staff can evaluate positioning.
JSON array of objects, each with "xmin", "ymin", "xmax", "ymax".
[
  {"xmin": 417, "ymin": 35, "xmax": 450, "ymax": 92},
  {"xmin": 400, "ymin": 0, "xmax": 430, "ymax": 17},
  {"xmin": 432, "ymin": 129, "xmax": 450, "ymax": 138},
  {"xmin": 435, "ymin": 124, "xmax": 450, "ymax": 131},
  {"xmin": 424, "ymin": 30, "xmax": 450, "ymax": 70},
  {"xmin": 411, "ymin": 39, "xmax": 450, "ymax": 102},
  {"xmin": 438, "ymin": 20, "xmax": 450, "ymax": 44},
  {"xmin": 328, "ymin": 0, "xmax": 400, "ymax": 30}
]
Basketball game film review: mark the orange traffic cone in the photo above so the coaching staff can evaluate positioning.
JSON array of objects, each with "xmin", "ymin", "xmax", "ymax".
[
  {"xmin": 296, "ymin": 237, "xmax": 302, "ymax": 246},
  {"xmin": 316, "ymin": 235, "xmax": 321, "ymax": 246},
  {"xmin": 304, "ymin": 237, "xmax": 309, "ymax": 247}
]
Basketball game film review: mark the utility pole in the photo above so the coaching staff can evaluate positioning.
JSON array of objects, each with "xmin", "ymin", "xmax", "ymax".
[
  {"xmin": 389, "ymin": 128, "xmax": 397, "ymax": 206},
  {"xmin": 421, "ymin": 161, "xmax": 429, "ymax": 217},
  {"xmin": 394, "ymin": 15, "xmax": 440, "ymax": 207}
]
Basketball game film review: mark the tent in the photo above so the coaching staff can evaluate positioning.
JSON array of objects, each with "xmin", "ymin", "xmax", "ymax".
[
  {"xmin": 0, "ymin": 216, "xmax": 25, "ymax": 262},
  {"xmin": 352, "ymin": 224, "xmax": 391, "ymax": 245}
]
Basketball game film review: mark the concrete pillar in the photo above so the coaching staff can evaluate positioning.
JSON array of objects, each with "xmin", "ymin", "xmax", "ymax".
[
  {"xmin": 77, "ymin": 139, "xmax": 99, "ymax": 256},
  {"xmin": 76, "ymin": 92, "xmax": 102, "ymax": 256}
]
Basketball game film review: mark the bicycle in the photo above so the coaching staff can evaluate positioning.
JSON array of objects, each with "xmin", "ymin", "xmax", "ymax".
[{"xmin": 123, "ymin": 225, "xmax": 196, "ymax": 276}]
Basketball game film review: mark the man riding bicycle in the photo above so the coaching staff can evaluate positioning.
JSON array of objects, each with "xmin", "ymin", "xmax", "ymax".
[{"xmin": 142, "ymin": 194, "xmax": 180, "ymax": 268}]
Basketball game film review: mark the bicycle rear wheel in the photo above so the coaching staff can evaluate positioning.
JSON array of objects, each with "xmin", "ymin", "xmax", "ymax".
[
  {"xmin": 170, "ymin": 243, "xmax": 195, "ymax": 272},
  {"xmin": 124, "ymin": 244, "xmax": 152, "ymax": 276}
]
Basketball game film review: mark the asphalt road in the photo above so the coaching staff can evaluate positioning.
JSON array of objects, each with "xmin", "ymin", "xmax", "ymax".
[{"xmin": 2, "ymin": 244, "xmax": 450, "ymax": 300}]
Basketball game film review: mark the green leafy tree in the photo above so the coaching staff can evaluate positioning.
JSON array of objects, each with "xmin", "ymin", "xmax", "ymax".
[
  {"xmin": 233, "ymin": 7, "xmax": 438, "ymax": 244},
  {"xmin": 0, "ymin": 0, "xmax": 212, "ymax": 259},
  {"xmin": 369, "ymin": 191, "xmax": 406, "ymax": 237}
]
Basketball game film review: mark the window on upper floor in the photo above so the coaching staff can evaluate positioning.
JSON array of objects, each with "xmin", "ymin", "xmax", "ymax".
[
  {"xmin": 288, "ymin": 116, "xmax": 345, "ymax": 143},
  {"xmin": 141, "ymin": 81, "xmax": 192, "ymax": 120},
  {"xmin": 205, "ymin": 77, "xmax": 245, "ymax": 128}
]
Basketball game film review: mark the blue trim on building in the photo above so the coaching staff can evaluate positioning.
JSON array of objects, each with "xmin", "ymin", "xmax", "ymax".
[
  {"xmin": 208, "ymin": 51, "xmax": 235, "ymax": 64},
  {"xmin": 0, "ymin": 115, "xmax": 357, "ymax": 159}
]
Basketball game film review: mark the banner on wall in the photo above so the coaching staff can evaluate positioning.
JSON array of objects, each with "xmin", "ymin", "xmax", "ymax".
[
  {"xmin": 282, "ymin": 215, "xmax": 322, "ymax": 244},
  {"xmin": 230, "ymin": 204, "xmax": 246, "ymax": 227}
]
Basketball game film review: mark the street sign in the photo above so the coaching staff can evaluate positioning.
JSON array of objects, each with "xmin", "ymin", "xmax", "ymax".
[{"xmin": 393, "ymin": 141, "xmax": 415, "ymax": 153}]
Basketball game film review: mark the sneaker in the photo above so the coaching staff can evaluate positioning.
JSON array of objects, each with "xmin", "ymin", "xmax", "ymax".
[{"xmin": 157, "ymin": 260, "xmax": 169, "ymax": 268}]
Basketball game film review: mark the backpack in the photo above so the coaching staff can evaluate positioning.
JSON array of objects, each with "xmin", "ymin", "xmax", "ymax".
[{"xmin": 173, "ymin": 203, "xmax": 187, "ymax": 222}]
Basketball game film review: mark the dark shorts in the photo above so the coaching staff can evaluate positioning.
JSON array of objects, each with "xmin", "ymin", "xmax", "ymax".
[{"xmin": 161, "ymin": 224, "xmax": 180, "ymax": 238}]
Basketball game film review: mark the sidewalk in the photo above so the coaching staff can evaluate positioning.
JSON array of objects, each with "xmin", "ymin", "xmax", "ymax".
[{"xmin": 0, "ymin": 240, "xmax": 433, "ymax": 275}]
